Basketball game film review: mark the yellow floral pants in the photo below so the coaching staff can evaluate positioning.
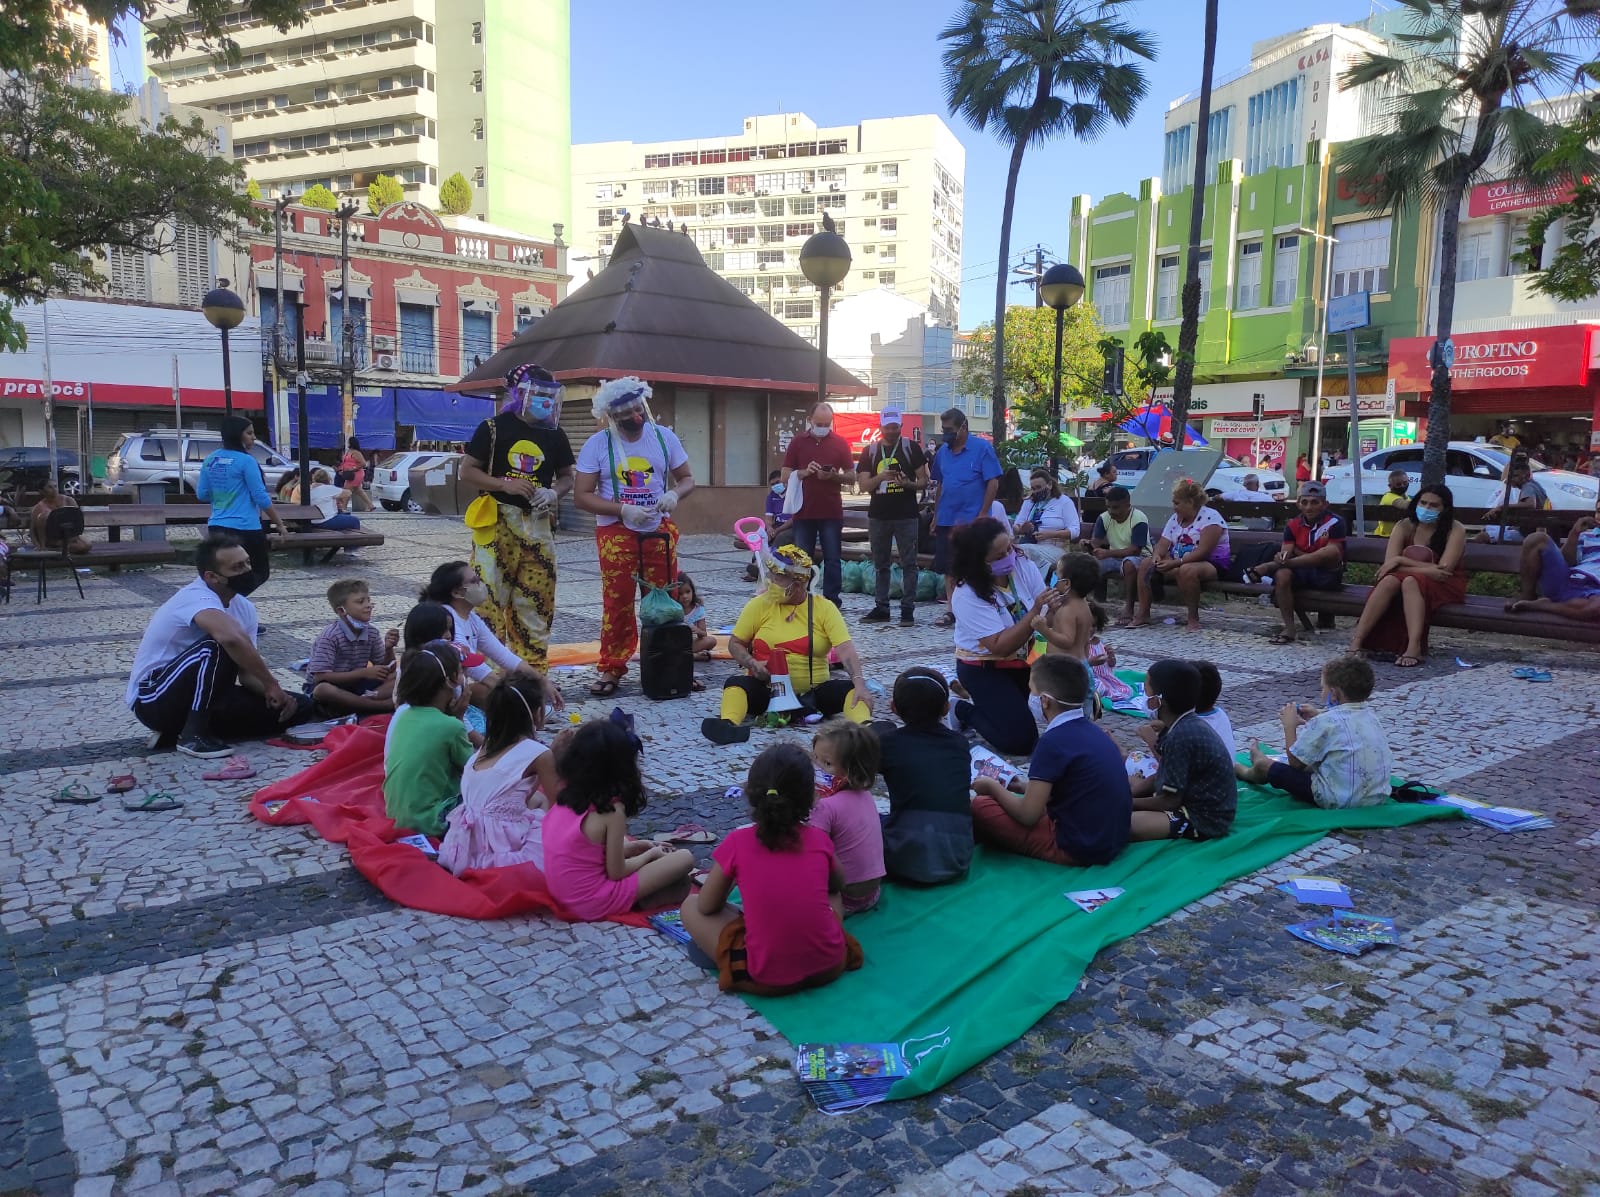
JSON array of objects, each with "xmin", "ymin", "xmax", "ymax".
[{"xmin": 471, "ymin": 504, "xmax": 556, "ymax": 672}]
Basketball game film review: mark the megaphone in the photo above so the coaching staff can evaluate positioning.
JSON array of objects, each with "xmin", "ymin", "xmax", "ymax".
[{"xmin": 767, "ymin": 655, "xmax": 804, "ymax": 714}]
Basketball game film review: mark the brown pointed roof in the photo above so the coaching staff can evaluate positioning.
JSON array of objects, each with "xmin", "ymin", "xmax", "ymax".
[{"xmin": 448, "ymin": 221, "xmax": 872, "ymax": 396}]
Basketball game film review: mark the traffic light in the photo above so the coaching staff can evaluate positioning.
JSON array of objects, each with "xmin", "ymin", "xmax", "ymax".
[{"xmin": 1101, "ymin": 346, "xmax": 1125, "ymax": 398}]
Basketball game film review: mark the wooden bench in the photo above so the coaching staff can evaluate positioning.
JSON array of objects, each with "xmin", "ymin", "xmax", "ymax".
[
  {"xmin": 5, "ymin": 541, "xmax": 176, "ymax": 602},
  {"xmin": 267, "ymin": 527, "xmax": 385, "ymax": 565}
]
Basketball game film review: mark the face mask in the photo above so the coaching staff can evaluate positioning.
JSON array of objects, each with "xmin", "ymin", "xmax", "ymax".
[
  {"xmin": 1323, "ymin": 691, "xmax": 1338, "ymax": 709},
  {"xmin": 771, "ymin": 482, "xmax": 786, "ymax": 496},
  {"xmin": 339, "ymin": 608, "xmax": 368, "ymax": 631},
  {"xmin": 811, "ymin": 424, "xmax": 831, "ymax": 438},
  {"xmin": 941, "ymin": 431, "xmax": 957, "ymax": 447},
  {"xmin": 765, "ymin": 583, "xmax": 788, "ymax": 602},
  {"xmin": 452, "ymin": 681, "xmax": 464, "ymax": 704},
  {"xmin": 1416, "ymin": 506, "xmax": 1441, "ymax": 524},
  {"xmin": 990, "ymin": 549, "xmax": 1018, "ymax": 577},
  {"xmin": 1028, "ymin": 693, "xmax": 1046, "ymax": 723},
  {"xmin": 615, "ymin": 415, "xmax": 644, "ymax": 435},
  {"xmin": 461, "ymin": 580, "xmax": 489, "ymax": 606},
  {"xmin": 1031, "ymin": 490, "xmax": 1049, "ymax": 502},
  {"xmin": 224, "ymin": 568, "xmax": 260, "ymax": 598},
  {"xmin": 813, "ymin": 767, "xmax": 839, "ymax": 796}
]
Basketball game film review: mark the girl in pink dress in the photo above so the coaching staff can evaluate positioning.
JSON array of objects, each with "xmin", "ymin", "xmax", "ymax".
[
  {"xmin": 437, "ymin": 675, "xmax": 557, "ymax": 875},
  {"xmin": 808, "ymin": 722, "xmax": 885, "ymax": 915},
  {"xmin": 541, "ymin": 719, "xmax": 696, "ymax": 919}
]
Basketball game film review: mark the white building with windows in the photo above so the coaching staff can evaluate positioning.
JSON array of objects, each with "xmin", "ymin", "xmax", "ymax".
[
  {"xmin": 569, "ymin": 112, "xmax": 965, "ymax": 343},
  {"xmin": 825, "ymin": 289, "xmax": 957, "ymax": 420}
]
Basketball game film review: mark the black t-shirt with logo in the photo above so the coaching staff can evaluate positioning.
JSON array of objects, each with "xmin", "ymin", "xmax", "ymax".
[
  {"xmin": 857, "ymin": 437, "xmax": 927, "ymax": 521},
  {"xmin": 465, "ymin": 413, "xmax": 576, "ymax": 510}
]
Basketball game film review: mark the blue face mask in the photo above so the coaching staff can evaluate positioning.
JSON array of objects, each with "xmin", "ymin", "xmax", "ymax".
[
  {"xmin": 771, "ymin": 482, "xmax": 785, "ymax": 496},
  {"xmin": 1416, "ymin": 506, "xmax": 1441, "ymax": 524}
]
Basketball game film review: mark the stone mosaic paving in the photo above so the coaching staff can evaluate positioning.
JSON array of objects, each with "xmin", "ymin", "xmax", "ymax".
[{"xmin": 2, "ymin": 511, "xmax": 1597, "ymax": 1196}]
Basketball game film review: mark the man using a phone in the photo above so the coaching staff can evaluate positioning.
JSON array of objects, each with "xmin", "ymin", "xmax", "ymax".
[{"xmin": 857, "ymin": 408, "xmax": 929, "ymax": 626}]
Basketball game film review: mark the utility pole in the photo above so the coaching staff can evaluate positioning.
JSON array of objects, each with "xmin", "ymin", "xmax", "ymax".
[
  {"xmin": 335, "ymin": 200, "xmax": 358, "ymax": 446},
  {"xmin": 295, "ymin": 296, "xmax": 310, "ymax": 504},
  {"xmin": 272, "ymin": 194, "xmax": 291, "ymax": 449},
  {"xmin": 1009, "ymin": 244, "xmax": 1049, "ymax": 306},
  {"xmin": 41, "ymin": 299, "xmax": 57, "ymax": 486}
]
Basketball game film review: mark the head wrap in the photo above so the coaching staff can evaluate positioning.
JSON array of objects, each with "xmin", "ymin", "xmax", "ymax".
[
  {"xmin": 762, "ymin": 542, "xmax": 814, "ymax": 581},
  {"xmin": 593, "ymin": 376, "xmax": 653, "ymax": 423}
]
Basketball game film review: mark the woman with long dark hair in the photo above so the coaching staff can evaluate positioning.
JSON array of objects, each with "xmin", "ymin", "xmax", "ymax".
[
  {"xmin": 1349, "ymin": 483, "xmax": 1468, "ymax": 667},
  {"xmin": 195, "ymin": 416, "xmax": 286, "ymax": 590},
  {"xmin": 947, "ymin": 517, "xmax": 1051, "ymax": 755}
]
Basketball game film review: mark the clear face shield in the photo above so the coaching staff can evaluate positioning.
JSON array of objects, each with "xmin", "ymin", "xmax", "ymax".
[{"xmin": 501, "ymin": 365, "xmax": 562, "ymax": 428}]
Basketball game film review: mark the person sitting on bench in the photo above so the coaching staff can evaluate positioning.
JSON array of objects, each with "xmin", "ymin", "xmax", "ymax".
[
  {"xmin": 1505, "ymin": 497, "xmax": 1600, "ymax": 622},
  {"xmin": 1261, "ymin": 482, "xmax": 1346, "ymax": 645},
  {"xmin": 126, "ymin": 534, "xmax": 314, "ymax": 757},
  {"xmin": 30, "ymin": 481, "xmax": 90, "ymax": 554}
]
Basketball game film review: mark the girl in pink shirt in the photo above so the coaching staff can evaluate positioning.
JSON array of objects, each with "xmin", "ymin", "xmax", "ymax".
[
  {"xmin": 809, "ymin": 722, "xmax": 885, "ymax": 915},
  {"xmin": 541, "ymin": 719, "xmax": 695, "ymax": 920},
  {"xmin": 681, "ymin": 744, "xmax": 865, "ymax": 995}
]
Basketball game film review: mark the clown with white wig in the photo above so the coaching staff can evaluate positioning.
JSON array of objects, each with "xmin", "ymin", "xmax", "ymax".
[
  {"xmin": 458, "ymin": 362, "xmax": 577, "ymax": 671},
  {"xmin": 573, "ymin": 375, "xmax": 696, "ymax": 696},
  {"xmin": 701, "ymin": 542, "xmax": 874, "ymax": 744}
]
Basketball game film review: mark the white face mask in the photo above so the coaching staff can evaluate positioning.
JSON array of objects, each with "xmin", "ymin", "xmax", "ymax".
[
  {"xmin": 339, "ymin": 609, "xmax": 368, "ymax": 631},
  {"xmin": 461, "ymin": 580, "xmax": 489, "ymax": 606},
  {"xmin": 1028, "ymin": 693, "xmax": 1046, "ymax": 723},
  {"xmin": 452, "ymin": 681, "xmax": 464, "ymax": 704},
  {"xmin": 811, "ymin": 424, "xmax": 831, "ymax": 438}
]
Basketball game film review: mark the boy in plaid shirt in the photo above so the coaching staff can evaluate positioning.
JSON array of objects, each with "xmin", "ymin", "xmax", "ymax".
[{"xmin": 307, "ymin": 579, "xmax": 398, "ymax": 715}]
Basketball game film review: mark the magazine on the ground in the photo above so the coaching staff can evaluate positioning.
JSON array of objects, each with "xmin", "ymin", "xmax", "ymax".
[
  {"xmin": 1108, "ymin": 681, "xmax": 1151, "ymax": 719},
  {"xmin": 795, "ymin": 1042, "xmax": 911, "ymax": 1113},
  {"xmin": 1286, "ymin": 911, "xmax": 1398, "ymax": 956},
  {"xmin": 970, "ymin": 745, "xmax": 1023, "ymax": 789},
  {"xmin": 1065, "ymin": 887, "xmax": 1125, "ymax": 913},
  {"xmin": 1422, "ymin": 793, "xmax": 1553, "ymax": 831},
  {"xmin": 1278, "ymin": 876, "xmax": 1354, "ymax": 907},
  {"xmin": 395, "ymin": 833, "xmax": 438, "ymax": 856},
  {"xmin": 647, "ymin": 910, "xmax": 692, "ymax": 945}
]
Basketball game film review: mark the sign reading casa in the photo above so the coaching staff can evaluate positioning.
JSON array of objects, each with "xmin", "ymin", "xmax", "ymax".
[{"xmin": 1388, "ymin": 325, "xmax": 1596, "ymax": 393}]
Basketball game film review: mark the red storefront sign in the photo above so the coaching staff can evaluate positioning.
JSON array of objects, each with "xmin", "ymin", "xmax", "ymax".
[
  {"xmin": 1467, "ymin": 179, "xmax": 1578, "ymax": 218},
  {"xmin": 0, "ymin": 376, "xmax": 230, "ymax": 409},
  {"xmin": 1388, "ymin": 326, "xmax": 1595, "ymax": 393}
]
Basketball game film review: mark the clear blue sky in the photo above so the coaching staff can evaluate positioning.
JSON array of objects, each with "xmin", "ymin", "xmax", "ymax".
[{"xmin": 114, "ymin": 0, "xmax": 1383, "ymax": 326}]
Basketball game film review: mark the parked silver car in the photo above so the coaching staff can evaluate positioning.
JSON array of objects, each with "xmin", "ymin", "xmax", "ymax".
[{"xmin": 105, "ymin": 429, "xmax": 296, "ymax": 495}]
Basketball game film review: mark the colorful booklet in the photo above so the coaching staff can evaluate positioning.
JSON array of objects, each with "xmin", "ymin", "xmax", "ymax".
[
  {"xmin": 970, "ymin": 745, "xmax": 1023, "ymax": 789},
  {"xmin": 1065, "ymin": 887, "xmax": 1125, "ymax": 913},
  {"xmin": 395, "ymin": 833, "xmax": 438, "ymax": 857},
  {"xmin": 647, "ymin": 910, "xmax": 692, "ymax": 945},
  {"xmin": 795, "ymin": 1043, "xmax": 910, "ymax": 1113},
  {"xmin": 1107, "ymin": 681, "xmax": 1151, "ymax": 719},
  {"xmin": 1278, "ymin": 876, "xmax": 1354, "ymax": 908},
  {"xmin": 1287, "ymin": 911, "xmax": 1398, "ymax": 956},
  {"xmin": 1423, "ymin": 793, "xmax": 1553, "ymax": 832}
]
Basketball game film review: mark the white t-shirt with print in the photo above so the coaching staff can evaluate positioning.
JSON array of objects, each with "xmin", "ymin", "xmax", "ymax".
[
  {"xmin": 1020, "ymin": 495, "xmax": 1081, "ymax": 537},
  {"xmin": 126, "ymin": 577, "xmax": 258, "ymax": 706},
  {"xmin": 951, "ymin": 557, "xmax": 1047, "ymax": 659},
  {"xmin": 1161, "ymin": 506, "xmax": 1231, "ymax": 564},
  {"xmin": 309, "ymin": 483, "xmax": 345, "ymax": 521},
  {"xmin": 575, "ymin": 424, "xmax": 690, "ymax": 530}
]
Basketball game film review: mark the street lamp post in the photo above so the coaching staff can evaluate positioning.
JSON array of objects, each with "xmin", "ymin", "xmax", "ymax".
[
  {"xmin": 1040, "ymin": 263, "xmax": 1086, "ymax": 479},
  {"xmin": 1293, "ymin": 227, "xmax": 1339, "ymax": 483},
  {"xmin": 201, "ymin": 278, "xmax": 246, "ymax": 419},
  {"xmin": 798, "ymin": 213, "xmax": 851, "ymax": 408}
]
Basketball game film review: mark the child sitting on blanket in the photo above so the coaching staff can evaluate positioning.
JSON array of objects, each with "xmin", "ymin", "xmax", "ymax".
[
  {"xmin": 676, "ymin": 572, "xmax": 718, "ymax": 660},
  {"xmin": 437, "ymin": 674, "xmax": 558, "ymax": 875},
  {"xmin": 1128, "ymin": 659, "xmax": 1238, "ymax": 843},
  {"xmin": 871, "ymin": 667, "xmax": 975, "ymax": 885},
  {"xmin": 1192, "ymin": 660, "xmax": 1236, "ymax": 756},
  {"xmin": 809, "ymin": 721, "xmax": 886, "ymax": 915},
  {"xmin": 972, "ymin": 655, "xmax": 1131, "ymax": 865},
  {"xmin": 542, "ymin": 719, "xmax": 695, "ymax": 920},
  {"xmin": 306, "ymin": 579, "xmax": 399, "ymax": 716},
  {"xmin": 1236, "ymin": 655, "xmax": 1394, "ymax": 809},
  {"xmin": 383, "ymin": 641, "xmax": 474, "ymax": 839},
  {"xmin": 1033, "ymin": 555, "xmax": 1130, "ymax": 712},
  {"xmin": 680, "ymin": 743, "xmax": 865, "ymax": 994}
]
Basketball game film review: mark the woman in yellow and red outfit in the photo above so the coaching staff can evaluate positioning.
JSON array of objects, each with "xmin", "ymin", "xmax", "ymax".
[
  {"xmin": 574, "ymin": 377, "xmax": 695, "ymax": 696},
  {"xmin": 701, "ymin": 544, "xmax": 874, "ymax": 744}
]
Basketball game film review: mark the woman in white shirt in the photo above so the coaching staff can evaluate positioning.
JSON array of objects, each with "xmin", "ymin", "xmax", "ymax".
[
  {"xmin": 307, "ymin": 468, "xmax": 361, "ymax": 530},
  {"xmin": 947, "ymin": 516, "xmax": 1051, "ymax": 756},
  {"xmin": 420, "ymin": 560, "xmax": 559, "ymax": 707},
  {"xmin": 1131, "ymin": 478, "xmax": 1232, "ymax": 631},
  {"xmin": 1012, "ymin": 468, "xmax": 1082, "ymax": 578}
]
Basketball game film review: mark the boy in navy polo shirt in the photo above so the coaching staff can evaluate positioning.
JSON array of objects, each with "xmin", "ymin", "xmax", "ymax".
[
  {"xmin": 971, "ymin": 655, "xmax": 1131, "ymax": 865},
  {"xmin": 930, "ymin": 407, "xmax": 1002, "ymax": 626}
]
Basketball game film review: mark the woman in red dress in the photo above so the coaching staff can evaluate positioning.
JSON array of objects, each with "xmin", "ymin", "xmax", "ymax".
[{"xmin": 1349, "ymin": 483, "xmax": 1468, "ymax": 667}]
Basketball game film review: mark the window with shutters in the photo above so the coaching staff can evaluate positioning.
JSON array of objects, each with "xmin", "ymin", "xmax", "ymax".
[
  {"xmin": 172, "ymin": 222, "xmax": 210, "ymax": 307},
  {"xmin": 1093, "ymin": 263, "xmax": 1132, "ymax": 327},
  {"xmin": 1330, "ymin": 217, "xmax": 1391, "ymax": 297},
  {"xmin": 1155, "ymin": 254, "xmax": 1179, "ymax": 320},
  {"xmin": 1272, "ymin": 235, "xmax": 1300, "ymax": 306},
  {"xmin": 1235, "ymin": 241, "xmax": 1263, "ymax": 311},
  {"xmin": 1197, "ymin": 248, "xmax": 1213, "ymax": 316},
  {"xmin": 107, "ymin": 246, "xmax": 150, "ymax": 301}
]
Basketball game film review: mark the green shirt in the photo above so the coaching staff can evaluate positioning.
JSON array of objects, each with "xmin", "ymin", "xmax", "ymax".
[{"xmin": 383, "ymin": 705, "xmax": 472, "ymax": 837}]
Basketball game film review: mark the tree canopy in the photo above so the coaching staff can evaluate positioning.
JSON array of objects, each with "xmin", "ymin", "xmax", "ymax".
[
  {"xmin": 367, "ymin": 173, "xmax": 404, "ymax": 214},
  {"xmin": 438, "ymin": 172, "xmax": 472, "ymax": 215},
  {"xmin": 0, "ymin": 1, "xmax": 315, "ymax": 75},
  {"xmin": 299, "ymin": 183, "xmax": 337, "ymax": 211},
  {"xmin": 1520, "ymin": 86, "xmax": 1600, "ymax": 302}
]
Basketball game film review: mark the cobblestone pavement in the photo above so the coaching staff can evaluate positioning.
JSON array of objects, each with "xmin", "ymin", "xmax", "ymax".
[{"xmin": 3, "ymin": 512, "xmax": 1598, "ymax": 1196}]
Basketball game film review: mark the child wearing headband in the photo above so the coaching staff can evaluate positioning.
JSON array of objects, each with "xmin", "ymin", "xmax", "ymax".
[
  {"xmin": 383, "ymin": 641, "xmax": 472, "ymax": 838},
  {"xmin": 680, "ymin": 744, "xmax": 865, "ymax": 994},
  {"xmin": 437, "ymin": 674, "xmax": 557, "ymax": 875},
  {"xmin": 874, "ymin": 666, "xmax": 976, "ymax": 884}
]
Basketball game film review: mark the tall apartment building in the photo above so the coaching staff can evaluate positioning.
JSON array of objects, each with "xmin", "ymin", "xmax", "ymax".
[
  {"xmin": 60, "ymin": 3, "xmax": 114, "ymax": 89},
  {"xmin": 144, "ymin": 0, "xmax": 571, "ymax": 238},
  {"xmin": 570, "ymin": 112, "xmax": 965, "ymax": 342}
]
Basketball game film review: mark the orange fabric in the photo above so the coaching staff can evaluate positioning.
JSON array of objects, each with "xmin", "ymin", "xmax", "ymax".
[{"xmin": 547, "ymin": 636, "xmax": 732, "ymax": 667}]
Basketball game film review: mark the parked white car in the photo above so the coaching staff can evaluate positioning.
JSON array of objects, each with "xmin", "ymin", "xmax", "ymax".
[
  {"xmin": 371, "ymin": 450, "xmax": 460, "ymax": 511},
  {"xmin": 1323, "ymin": 442, "xmax": 1599, "ymax": 511},
  {"xmin": 1097, "ymin": 448, "xmax": 1289, "ymax": 497}
]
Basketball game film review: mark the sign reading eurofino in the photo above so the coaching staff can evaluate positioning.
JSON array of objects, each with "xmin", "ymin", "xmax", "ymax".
[
  {"xmin": 1388, "ymin": 326, "xmax": 1596, "ymax": 393},
  {"xmin": 1467, "ymin": 178, "xmax": 1578, "ymax": 218}
]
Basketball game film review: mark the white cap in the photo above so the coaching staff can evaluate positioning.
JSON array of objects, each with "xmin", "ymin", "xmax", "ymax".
[{"xmin": 879, "ymin": 408, "xmax": 903, "ymax": 427}]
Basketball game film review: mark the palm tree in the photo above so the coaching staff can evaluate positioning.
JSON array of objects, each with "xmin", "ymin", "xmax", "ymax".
[
  {"xmin": 1338, "ymin": 0, "xmax": 1600, "ymax": 487},
  {"xmin": 940, "ymin": 0, "xmax": 1155, "ymax": 447},
  {"xmin": 1165, "ymin": 0, "xmax": 1218, "ymax": 440}
]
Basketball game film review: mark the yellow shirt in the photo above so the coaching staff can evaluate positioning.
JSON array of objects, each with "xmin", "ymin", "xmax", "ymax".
[
  {"xmin": 1374, "ymin": 491, "xmax": 1408, "ymax": 537},
  {"xmin": 732, "ymin": 592, "xmax": 851, "ymax": 694}
]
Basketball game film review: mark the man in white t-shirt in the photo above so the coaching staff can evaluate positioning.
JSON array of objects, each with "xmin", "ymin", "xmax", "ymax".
[
  {"xmin": 126, "ymin": 534, "xmax": 312, "ymax": 757},
  {"xmin": 573, "ymin": 376, "xmax": 695, "ymax": 696}
]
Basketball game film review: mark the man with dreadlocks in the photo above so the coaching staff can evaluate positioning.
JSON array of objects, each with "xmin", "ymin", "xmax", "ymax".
[
  {"xmin": 701, "ymin": 542, "xmax": 875, "ymax": 744},
  {"xmin": 459, "ymin": 363, "xmax": 576, "ymax": 672},
  {"xmin": 574, "ymin": 376, "xmax": 697, "ymax": 697}
]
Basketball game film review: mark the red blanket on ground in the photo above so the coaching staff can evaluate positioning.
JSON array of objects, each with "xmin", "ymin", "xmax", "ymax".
[{"xmin": 249, "ymin": 719, "xmax": 650, "ymax": 927}]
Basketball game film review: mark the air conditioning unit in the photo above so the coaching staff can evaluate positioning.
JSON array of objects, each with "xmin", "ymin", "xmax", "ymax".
[
  {"xmin": 829, "ymin": 183, "xmax": 841, "ymax": 192},
  {"xmin": 374, "ymin": 353, "xmax": 397, "ymax": 370},
  {"xmin": 372, "ymin": 334, "xmax": 396, "ymax": 351}
]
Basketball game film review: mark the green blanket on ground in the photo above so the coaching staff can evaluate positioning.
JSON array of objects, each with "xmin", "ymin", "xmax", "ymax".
[{"xmin": 743, "ymin": 784, "xmax": 1459, "ymax": 1101}]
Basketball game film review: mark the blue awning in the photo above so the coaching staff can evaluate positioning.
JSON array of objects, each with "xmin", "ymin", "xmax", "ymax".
[
  {"xmin": 391, "ymin": 387, "xmax": 496, "ymax": 442},
  {"xmin": 284, "ymin": 388, "xmax": 396, "ymax": 450}
]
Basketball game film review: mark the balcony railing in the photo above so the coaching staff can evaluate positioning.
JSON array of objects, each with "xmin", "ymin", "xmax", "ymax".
[{"xmin": 401, "ymin": 347, "xmax": 436, "ymax": 374}]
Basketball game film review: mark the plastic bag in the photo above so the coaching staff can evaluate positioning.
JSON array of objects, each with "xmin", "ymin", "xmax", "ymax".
[
  {"xmin": 888, "ymin": 565, "xmax": 903, "ymax": 600},
  {"xmin": 917, "ymin": 571, "xmax": 938, "ymax": 602},
  {"xmin": 782, "ymin": 474, "xmax": 804, "ymax": 518},
  {"xmin": 639, "ymin": 579, "xmax": 685, "ymax": 628}
]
